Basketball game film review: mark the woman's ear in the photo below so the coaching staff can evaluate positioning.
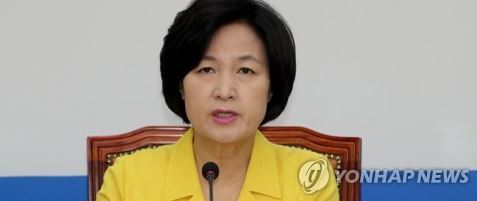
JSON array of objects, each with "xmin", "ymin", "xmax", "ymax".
[
  {"xmin": 179, "ymin": 82, "xmax": 184, "ymax": 100},
  {"xmin": 268, "ymin": 92, "xmax": 273, "ymax": 102}
]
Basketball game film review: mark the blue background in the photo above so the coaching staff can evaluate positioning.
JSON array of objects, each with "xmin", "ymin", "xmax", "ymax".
[{"xmin": 1, "ymin": 170, "xmax": 475, "ymax": 201}]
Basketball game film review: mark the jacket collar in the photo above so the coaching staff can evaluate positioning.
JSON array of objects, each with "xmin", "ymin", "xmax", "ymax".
[
  {"xmin": 164, "ymin": 128, "xmax": 204, "ymax": 201},
  {"xmin": 239, "ymin": 130, "xmax": 281, "ymax": 200},
  {"xmin": 163, "ymin": 128, "xmax": 281, "ymax": 201}
]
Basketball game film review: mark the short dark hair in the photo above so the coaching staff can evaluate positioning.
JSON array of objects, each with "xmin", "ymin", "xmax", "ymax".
[{"xmin": 160, "ymin": 0, "xmax": 296, "ymax": 125}]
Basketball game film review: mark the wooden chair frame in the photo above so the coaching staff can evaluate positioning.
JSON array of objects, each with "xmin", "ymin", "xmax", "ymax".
[{"xmin": 87, "ymin": 126, "xmax": 361, "ymax": 201}]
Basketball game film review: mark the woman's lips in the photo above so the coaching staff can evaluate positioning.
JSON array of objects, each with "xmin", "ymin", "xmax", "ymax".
[{"xmin": 211, "ymin": 109, "xmax": 238, "ymax": 125}]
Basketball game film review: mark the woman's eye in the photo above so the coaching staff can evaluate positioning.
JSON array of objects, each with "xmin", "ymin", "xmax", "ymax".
[
  {"xmin": 238, "ymin": 67, "xmax": 254, "ymax": 74},
  {"xmin": 198, "ymin": 67, "xmax": 214, "ymax": 74}
]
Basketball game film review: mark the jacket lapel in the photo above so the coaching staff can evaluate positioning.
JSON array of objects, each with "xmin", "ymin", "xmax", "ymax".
[
  {"xmin": 162, "ymin": 129, "xmax": 282, "ymax": 201},
  {"xmin": 239, "ymin": 131, "xmax": 282, "ymax": 201},
  {"xmin": 163, "ymin": 128, "xmax": 205, "ymax": 201}
]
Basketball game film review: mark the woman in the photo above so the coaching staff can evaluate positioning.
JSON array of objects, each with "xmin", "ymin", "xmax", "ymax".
[{"xmin": 97, "ymin": 0, "xmax": 339, "ymax": 200}]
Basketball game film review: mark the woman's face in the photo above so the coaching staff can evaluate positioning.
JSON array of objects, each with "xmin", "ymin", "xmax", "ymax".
[{"xmin": 182, "ymin": 21, "xmax": 270, "ymax": 144}]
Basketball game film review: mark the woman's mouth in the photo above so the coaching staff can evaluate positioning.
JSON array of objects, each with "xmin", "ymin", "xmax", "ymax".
[{"xmin": 211, "ymin": 109, "xmax": 238, "ymax": 125}]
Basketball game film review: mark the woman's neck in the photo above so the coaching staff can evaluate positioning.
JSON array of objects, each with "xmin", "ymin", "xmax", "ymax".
[
  {"xmin": 193, "ymin": 132, "xmax": 254, "ymax": 175},
  {"xmin": 193, "ymin": 132, "xmax": 255, "ymax": 201}
]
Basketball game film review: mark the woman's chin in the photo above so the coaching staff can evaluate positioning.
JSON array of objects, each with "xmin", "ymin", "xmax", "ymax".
[
  {"xmin": 193, "ymin": 121, "xmax": 255, "ymax": 145},
  {"xmin": 207, "ymin": 133, "xmax": 248, "ymax": 145}
]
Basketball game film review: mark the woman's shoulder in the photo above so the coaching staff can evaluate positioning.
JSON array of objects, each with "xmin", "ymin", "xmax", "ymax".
[
  {"xmin": 97, "ymin": 144, "xmax": 185, "ymax": 200},
  {"xmin": 269, "ymin": 143, "xmax": 340, "ymax": 200},
  {"xmin": 271, "ymin": 143, "xmax": 330, "ymax": 165},
  {"xmin": 111, "ymin": 144, "xmax": 174, "ymax": 171}
]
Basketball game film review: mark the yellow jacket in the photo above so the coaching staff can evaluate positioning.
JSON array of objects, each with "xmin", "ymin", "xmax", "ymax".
[{"xmin": 97, "ymin": 128, "xmax": 339, "ymax": 201}]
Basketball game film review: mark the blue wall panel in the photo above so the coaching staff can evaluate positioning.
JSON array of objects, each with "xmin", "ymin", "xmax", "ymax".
[{"xmin": 0, "ymin": 171, "xmax": 475, "ymax": 201}]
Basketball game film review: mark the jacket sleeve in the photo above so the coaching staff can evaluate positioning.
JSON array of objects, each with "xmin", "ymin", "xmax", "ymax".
[
  {"xmin": 313, "ymin": 157, "xmax": 340, "ymax": 201},
  {"xmin": 96, "ymin": 158, "xmax": 126, "ymax": 201}
]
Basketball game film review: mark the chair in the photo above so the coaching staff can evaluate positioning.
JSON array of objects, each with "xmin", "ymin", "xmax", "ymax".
[{"xmin": 87, "ymin": 126, "xmax": 361, "ymax": 201}]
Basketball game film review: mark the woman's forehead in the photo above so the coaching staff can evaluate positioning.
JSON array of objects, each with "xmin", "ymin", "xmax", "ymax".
[{"xmin": 203, "ymin": 21, "xmax": 267, "ymax": 63}]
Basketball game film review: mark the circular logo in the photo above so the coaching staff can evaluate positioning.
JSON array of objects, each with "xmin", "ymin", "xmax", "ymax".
[{"xmin": 298, "ymin": 159, "xmax": 329, "ymax": 194}]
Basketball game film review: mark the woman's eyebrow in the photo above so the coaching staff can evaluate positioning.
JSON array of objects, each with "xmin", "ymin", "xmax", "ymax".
[
  {"xmin": 202, "ymin": 55, "xmax": 263, "ymax": 65},
  {"xmin": 202, "ymin": 55, "xmax": 216, "ymax": 61},
  {"xmin": 238, "ymin": 55, "xmax": 263, "ymax": 65}
]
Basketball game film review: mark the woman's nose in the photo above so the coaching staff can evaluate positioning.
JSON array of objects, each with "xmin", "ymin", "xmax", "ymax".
[{"xmin": 213, "ymin": 73, "xmax": 237, "ymax": 101}]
